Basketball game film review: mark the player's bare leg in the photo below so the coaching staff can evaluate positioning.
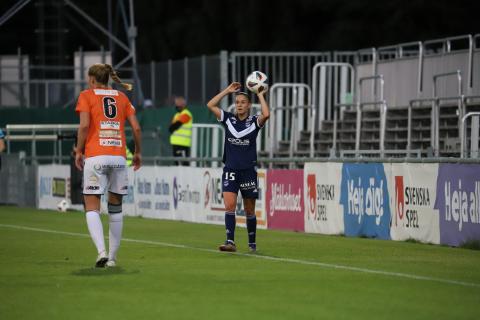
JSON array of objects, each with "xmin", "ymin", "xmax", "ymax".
[
  {"xmin": 244, "ymin": 198, "xmax": 257, "ymax": 252},
  {"xmin": 84, "ymin": 194, "xmax": 108, "ymax": 267},
  {"xmin": 219, "ymin": 192, "xmax": 237, "ymax": 252},
  {"xmin": 106, "ymin": 192, "xmax": 123, "ymax": 267}
]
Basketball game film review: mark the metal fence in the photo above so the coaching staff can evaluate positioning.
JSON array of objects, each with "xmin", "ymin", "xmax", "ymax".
[
  {"xmin": 2, "ymin": 34, "xmax": 480, "ymax": 161},
  {"xmin": 0, "ymin": 153, "xmax": 36, "ymax": 206}
]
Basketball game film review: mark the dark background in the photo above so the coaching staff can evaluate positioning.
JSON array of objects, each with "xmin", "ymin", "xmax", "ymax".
[{"xmin": 0, "ymin": 0, "xmax": 479, "ymax": 63}]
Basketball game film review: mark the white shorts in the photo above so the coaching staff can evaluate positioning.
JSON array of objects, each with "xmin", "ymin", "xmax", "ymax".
[{"xmin": 83, "ymin": 155, "xmax": 128, "ymax": 195}]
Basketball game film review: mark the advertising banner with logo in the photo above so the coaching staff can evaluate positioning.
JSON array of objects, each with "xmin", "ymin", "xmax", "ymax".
[
  {"xmin": 266, "ymin": 170, "xmax": 304, "ymax": 232},
  {"xmin": 121, "ymin": 168, "xmax": 136, "ymax": 215},
  {"xmin": 37, "ymin": 165, "xmax": 70, "ymax": 209},
  {"xmin": 169, "ymin": 166, "xmax": 203, "ymax": 222},
  {"xmin": 340, "ymin": 163, "xmax": 391, "ymax": 239},
  {"xmin": 304, "ymin": 163, "xmax": 344, "ymax": 235},
  {"xmin": 389, "ymin": 163, "xmax": 440, "ymax": 244},
  {"xmin": 199, "ymin": 167, "xmax": 224, "ymax": 225},
  {"xmin": 134, "ymin": 166, "xmax": 174, "ymax": 219},
  {"xmin": 434, "ymin": 164, "xmax": 480, "ymax": 246}
]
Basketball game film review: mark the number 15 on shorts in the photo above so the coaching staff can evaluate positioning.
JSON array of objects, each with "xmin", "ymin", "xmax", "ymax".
[{"xmin": 224, "ymin": 172, "xmax": 236, "ymax": 181}]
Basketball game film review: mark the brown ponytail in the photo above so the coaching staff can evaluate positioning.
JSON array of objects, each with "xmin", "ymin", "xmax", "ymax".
[
  {"xmin": 104, "ymin": 64, "xmax": 133, "ymax": 91},
  {"xmin": 88, "ymin": 63, "xmax": 133, "ymax": 91}
]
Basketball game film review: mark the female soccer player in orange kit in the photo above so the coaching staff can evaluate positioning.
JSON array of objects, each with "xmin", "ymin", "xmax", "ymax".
[{"xmin": 75, "ymin": 64, "xmax": 142, "ymax": 267}]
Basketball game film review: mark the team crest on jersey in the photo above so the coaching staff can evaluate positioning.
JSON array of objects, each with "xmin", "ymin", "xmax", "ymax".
[
  {"xmin": 89, "ymin": 174, "xmax": 99, "ymax": 184},
  {"xmin": 230, "ymin": 117, "xmax": 237, "ymax": 125}
]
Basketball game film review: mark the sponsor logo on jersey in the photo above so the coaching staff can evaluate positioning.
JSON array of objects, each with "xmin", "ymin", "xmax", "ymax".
[
  {"xmin": 99, "ymin": 129, "xmax": 122, "ymax": 138},
  {"xmin": 86, "ymin": 185, "xmax": 100, "ymax": 190},
  {"xmin": 227, "ymin": 137, "xmax": 250, "ymax": 146},
  {"xmin": 94, "ymin": 89, "xmax": 118, "ymax": 96},
  {"xmin": 100, "ymin": 139, "xmax": 122, "ymax": 147},
  {"xmin": 101, "ymin": 164, "xmax": 125, "ymax": 169},
  {"xmin": 240, "ymin": 180, "xmax": 257, "ymax": 190},
  {"xmin": 100, "ymin": 121, "xmax": 120, "ymax": 130}
]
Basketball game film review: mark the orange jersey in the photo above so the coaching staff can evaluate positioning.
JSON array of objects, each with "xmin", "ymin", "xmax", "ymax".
[{"xmin": 75, "ymin": 88, "xmax": 135, "ymax": 158}]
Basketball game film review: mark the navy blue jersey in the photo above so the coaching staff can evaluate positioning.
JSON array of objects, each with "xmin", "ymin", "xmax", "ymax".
[{"xmin": 218, "ymin": 110, "xmax": 263, "ymax": 170}]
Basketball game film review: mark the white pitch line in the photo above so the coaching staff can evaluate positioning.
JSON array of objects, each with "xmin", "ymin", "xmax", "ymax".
[{"xmin": 1, "ymin": 223, "xmax": 479, "ymax": 289}]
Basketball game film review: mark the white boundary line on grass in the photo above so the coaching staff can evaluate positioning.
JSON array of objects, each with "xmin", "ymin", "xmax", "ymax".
[{"xmin": 1, "ymin": 223, "xmax": 479, "ymax": 289}]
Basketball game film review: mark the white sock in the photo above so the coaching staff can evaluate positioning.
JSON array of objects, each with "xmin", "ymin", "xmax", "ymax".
[
  {"xmin": 108, "ymin": 213, "xmax": 123, "ymax": 261},
  {"xmin": 86, "ymin": 211, "xmax": 106, "ymax": 255}
]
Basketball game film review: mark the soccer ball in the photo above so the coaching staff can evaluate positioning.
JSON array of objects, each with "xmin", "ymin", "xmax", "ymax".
[
  {"xmin": 57, "ymin": 199, "xmax": 70, "ymax": 212},
  {"xmin": 245, "ymin": 71, "xmax": 269, "ymax": 94}
]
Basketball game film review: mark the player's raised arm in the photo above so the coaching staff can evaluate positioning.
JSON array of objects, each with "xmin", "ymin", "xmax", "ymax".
[
  {"xmin": 257, "ymin": 90, "xmax": 270, "ymax": 127},
  {"xmin": 207, "ymin": 82, "xmax": 241, "ymax": 119}
]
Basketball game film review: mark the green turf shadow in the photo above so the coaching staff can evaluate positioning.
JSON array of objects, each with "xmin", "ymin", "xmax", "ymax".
[{"xmin": 71, "ymin": 267, "xmax": 140, "ymax": 276}]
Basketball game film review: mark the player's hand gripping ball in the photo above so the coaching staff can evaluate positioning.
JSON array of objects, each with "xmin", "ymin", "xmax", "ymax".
[{"xmin": 246, "ymin": 71, "xmax": 269, "ymax": 94}]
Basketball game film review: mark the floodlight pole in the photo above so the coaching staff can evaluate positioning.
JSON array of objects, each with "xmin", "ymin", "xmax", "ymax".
[
  {"xmin": 64, "ymin": 0, "xmax": 130, "ymax": 53},
  {"xmin": 0, "ymin": 0, "xmax": 32, "ymax": 27},
  {"xmin": 0, "ymin": 0, "xmax": 144, "ymax": 104},
  {"xmin": 64, "ymin": 0, "xmax": 144, "ymax": 103}
]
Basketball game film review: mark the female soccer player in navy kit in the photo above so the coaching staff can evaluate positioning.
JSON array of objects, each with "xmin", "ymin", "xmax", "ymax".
[{"xmin": 207, "ymin": 82, "xmax": 270, "ymax": 252}]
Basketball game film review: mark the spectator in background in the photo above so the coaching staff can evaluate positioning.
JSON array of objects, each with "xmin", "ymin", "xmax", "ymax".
[
  {"xmin": 0, "ymin": 128, "xmax": 5, "ymax": 153},
  {"xmin": 169, "ymin": 96, "xmax": 193, "ymax": 166},
  {"xmin": 0, "ymin": 128, "xmax": 5, "ymax": 170},
  {"xmin": 143, "ymin": 99, "xmax": 153, "ymax": 109}
]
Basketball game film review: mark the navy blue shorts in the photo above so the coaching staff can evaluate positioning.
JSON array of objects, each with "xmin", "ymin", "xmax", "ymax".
[{"xmin": 222, "ymin": 167, "xmax": 259, "ymax": 199}]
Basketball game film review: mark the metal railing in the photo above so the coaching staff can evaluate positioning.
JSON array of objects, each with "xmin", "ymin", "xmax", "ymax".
[
  {"xmin": 340, "ymin": 149, "xmax": 422, "ymax": 158},
  {"xmin": 268, "ymin": 83, "xmax": 314, "ymax": 161},
  {"xmin": 431, "ymin": 70, "xmax": 464, "ymax": 156},
  {"xmin": 190, "ymin": 123, "xmax": 224, "ymax": 168},
  {"xmin": 5, "ymin": 124, "xmax": 78, "ymax": 163},
  {"xmin": 312, "ymin": 62, "xmax": 355, "ymax": 123},
  {"xmin": 332, "ymin": 103, "xmax": 355, "ymax": 155},
  {"xmin": 355, "ymin": 75, "xmax": 386, "ymax": 156},
  {"xmin": 4, "ymin": 123, "xmax": 224, "ymax": 166},
  {"xmin": 460, "ymin": 112, "xmax": 480, "ymax": 158}
]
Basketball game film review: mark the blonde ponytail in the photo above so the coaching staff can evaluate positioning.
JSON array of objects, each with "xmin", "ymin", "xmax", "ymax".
[{"xmin": 104, "ymin": 64, "xmax": 133, "ymax": 91}]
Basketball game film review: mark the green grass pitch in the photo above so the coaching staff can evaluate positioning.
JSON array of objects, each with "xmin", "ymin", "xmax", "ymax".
[{"xmin": 1, "ymin": 206, "xmax": 479, "ymax": 320}]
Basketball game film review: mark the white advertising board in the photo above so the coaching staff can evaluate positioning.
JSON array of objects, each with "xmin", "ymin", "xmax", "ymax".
[
  {"xmin": 37, "ymin": 165, "xmax": 70, "ymax": 210},
  {"xmin": 304, "ymin": 163, "xmax": 344, "ymax": 235},
  {"xmin": 388, "ymin": 163, "xmax": 440, "ymax": 244}
]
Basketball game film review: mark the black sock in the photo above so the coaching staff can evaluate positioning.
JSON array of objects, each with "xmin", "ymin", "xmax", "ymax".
[
  {"xmin": 225, "ymin": 212, "xmax": 236, "ymax": 242},
  {"xmin": 246, "ymin": 215, "xmax": 257, "ymax": 244}
]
